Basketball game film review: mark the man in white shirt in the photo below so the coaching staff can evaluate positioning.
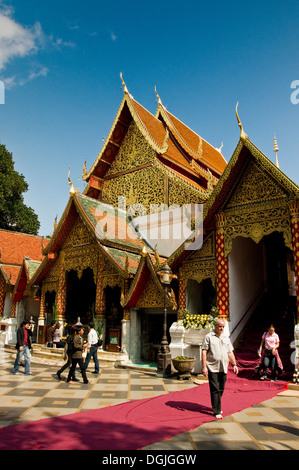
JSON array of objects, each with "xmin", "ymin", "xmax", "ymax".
[
  {"xmin": 84, "ymin": 322, "xmax": 100, "ymax": 374},
  {"xmin": 202, "ymin": 318, "xmax": 238, "ymax": 419}
]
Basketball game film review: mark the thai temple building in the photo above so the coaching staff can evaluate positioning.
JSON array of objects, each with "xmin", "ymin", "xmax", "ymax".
[{"xmin": 1, "ymin": 77, "xmax": 298, "ymax": 375}]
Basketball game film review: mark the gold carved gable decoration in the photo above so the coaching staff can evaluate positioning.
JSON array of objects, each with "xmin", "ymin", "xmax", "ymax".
[
  {"xmin": 226, "ymin": 160, "xmax": 288, "ymax": 209},
  {"xmin": 136, "ymin": 279, "xmax": 171, "ymax": 309},
  {"xmin": 61, "ymin": 218, "xmax": 99, "ymax": 280}
]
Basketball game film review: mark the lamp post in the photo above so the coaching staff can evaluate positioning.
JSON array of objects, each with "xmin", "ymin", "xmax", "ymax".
[{"xmin": 157, "ymin": 263, "xmax": 173, "ymax": 377}]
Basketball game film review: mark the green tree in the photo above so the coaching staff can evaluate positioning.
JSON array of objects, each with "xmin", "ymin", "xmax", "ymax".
[{"xmin": 0, "ymin": 143, "xmax": 40, "ymax": 235}]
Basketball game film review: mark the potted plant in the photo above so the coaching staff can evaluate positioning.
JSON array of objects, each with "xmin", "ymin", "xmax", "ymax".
[
  {"xmin": 176, "ymin": 306, "xmax": 219, "ymax": 343},
  {"xmin": 172, "ymin": 355, "xmax": 195, "ymax": 379}
]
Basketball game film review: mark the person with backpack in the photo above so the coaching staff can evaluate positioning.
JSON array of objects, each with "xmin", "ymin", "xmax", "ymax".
[
  {"xmin": 56, "ymin": 326, "xmax": 78, "ymax": 381},
  {"xmin": 84, "ymin": 322, "xmax": 100, "ymax": 375},
  {"xmin": 67, "ymin": 326, "xmax": 90, "ymax": 384}
]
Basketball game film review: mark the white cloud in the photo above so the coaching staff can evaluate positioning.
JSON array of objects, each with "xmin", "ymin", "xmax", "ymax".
[
  {"xmin": 0, "ymin": 11, "xmax": 45, "ymax": 71},
  {"xmin": 3, "ymin": 65, "xmax": 49, "ymax": 89},
  {"xmin": 0, "ymin": 3, "xmax": 75, "ymax": 88}
]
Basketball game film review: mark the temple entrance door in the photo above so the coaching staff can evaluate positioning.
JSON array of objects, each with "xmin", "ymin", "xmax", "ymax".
[
  {"xmin": 229, "ymin": 231, "xmax": 291, "ymax": 336},
  {"xmin": 264, "ymin": 232, "xmax": 289, "ymax": 305},
  {"xmin": 65, "ymin": 268, "xmax": 96, "ymax": 325}
]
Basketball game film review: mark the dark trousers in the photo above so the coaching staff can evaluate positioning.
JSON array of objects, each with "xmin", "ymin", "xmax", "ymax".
[
  {"xmin": 262, "ymin": 353, "xmax": 276, "ymax": 378},
  {"xmin": 57, "ymin": 357, "xmax": 76, "ymax": 380},
  {"xmin": 67, "ymin": 358, "xmax": 88, "ymax": 383},
  {"xmin": 208, "ymin": 371, "xmax": 227, "ymax": 416}
]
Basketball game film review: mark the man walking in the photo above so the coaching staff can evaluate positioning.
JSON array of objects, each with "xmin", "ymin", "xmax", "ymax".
[
  {"xmin": 13, "ymin": 320, "xmax": 33, "ymax": 375},
  {"xmin": 67, "ymin": 326, "xmax": 90, "ymax": 384},
  {"xmin": 84, "ymin": 322, "xmax": 100, "ymax": 374},
  {"xmin": 202, "ymin": 318, "xmax": 238, "ymax": 419}
]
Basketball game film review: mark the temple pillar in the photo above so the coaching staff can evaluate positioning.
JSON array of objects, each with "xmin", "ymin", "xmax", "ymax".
[
  {"xmin": 289, "ymin": 199, "xmax": 299, "ymax": 321},
  {"xmin": 95, "ymin": 262, "xmax": 106, "ymax": 345},
  {"xmin": 37, "ymin": 285, "xmax": 46, "ymax": 344},
  {"xmin": 215, "ymin": 212, "xmax": 230, "ymax": 319},
  {"xmin": 95, "ymin": 265, "xmax": 105, "ymax": 317},
  {"xmin": 56, "ymin": 251, "xmax": 66, "ymax": 322},
  {"xmin": 121, "ymin": 279, "xmax": 131, "ymax": 354},
  {"xmin": 10, "ymin": 301, "xmax": 16, "ymax": 318},
  {"xmin": 178, "ymin": 268, "xmax": 186, "ymax": 318},
  {"xmin": 38, "ymin": 285, "xmax": 46, "ymax": 325},
  {"xmin": 0, "ymin": 275, "xmax": 5, "ymax": 317}
]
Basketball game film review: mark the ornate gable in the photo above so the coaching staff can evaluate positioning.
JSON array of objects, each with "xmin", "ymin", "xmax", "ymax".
[
  {"xmin": 221, "ymin": 159, "xmax": 293, "ymax": 255},
  {"xmin": 225, "ymin": 160, "xmax": 288, "ymax": 210}
]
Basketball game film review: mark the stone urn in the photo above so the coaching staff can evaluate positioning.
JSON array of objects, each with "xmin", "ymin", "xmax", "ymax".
[{"xmin": 172, "ymin": 356, "xmax": 195, "ymax": 380}]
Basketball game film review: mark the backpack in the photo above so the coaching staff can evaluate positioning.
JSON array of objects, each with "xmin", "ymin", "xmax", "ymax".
[{"xmin": 64, "ymin": 335, "xmax": 74, "ymax": 358}]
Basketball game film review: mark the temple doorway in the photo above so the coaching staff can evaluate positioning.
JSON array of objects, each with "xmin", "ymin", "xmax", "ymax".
[
  {"xmin": 65, "ymin": 268, "xmax": 96, "ymax": 325},
  {"xmin": 229, "ymin": 231, "xmax": 293, "ymax": 340}
]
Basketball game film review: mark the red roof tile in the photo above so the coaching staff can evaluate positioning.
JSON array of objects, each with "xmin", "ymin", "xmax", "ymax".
[{"xmin": 0, "ymin": 229, "xmax": 47, "ymax": 266}]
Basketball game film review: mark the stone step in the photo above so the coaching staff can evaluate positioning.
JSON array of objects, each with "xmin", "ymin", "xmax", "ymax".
[{"xmin": 4, "ymin": 343, "xmax": 128, "ymax": 366}]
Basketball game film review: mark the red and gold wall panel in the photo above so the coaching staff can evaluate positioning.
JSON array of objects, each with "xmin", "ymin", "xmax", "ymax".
[
  {"xmin": 289, "ymin": 199, "xmax": 299, "ymax": 321},
  {"xmin": 178, "ymin": 268, "xmax": 186, "ymax": 318},
  {"xmin": 215, "ymin": 213, "xmax": 230, "ymax": 319},
  {"xmin": 0, "ymin": 275, "xmax": 5, "ymax": 317}
]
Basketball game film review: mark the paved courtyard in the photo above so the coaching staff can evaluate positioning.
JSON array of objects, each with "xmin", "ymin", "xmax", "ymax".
[{"xmin": 1, "ymin": 349, "xmax": 299, "ymax": 450}]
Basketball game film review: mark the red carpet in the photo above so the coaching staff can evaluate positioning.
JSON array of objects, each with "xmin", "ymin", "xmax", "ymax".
[{"xmin": 0, "ymin": 375, "xmax": 286, "ymax": 450}]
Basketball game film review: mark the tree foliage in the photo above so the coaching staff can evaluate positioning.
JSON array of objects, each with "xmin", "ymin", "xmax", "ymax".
[{"xmin": 0, "ymin": 143, "xmax": 40, "ymax": 235}]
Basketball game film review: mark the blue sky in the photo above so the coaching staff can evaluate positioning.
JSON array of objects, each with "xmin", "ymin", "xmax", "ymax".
[{"xmin": 0, "ymin": 0, "xmax": 298, "ymax": 236}]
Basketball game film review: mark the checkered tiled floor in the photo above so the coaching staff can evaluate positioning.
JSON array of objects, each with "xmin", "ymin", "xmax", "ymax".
[{"xmin": 1, "ymin": 351, "xmax": 299, "ymax": 450}]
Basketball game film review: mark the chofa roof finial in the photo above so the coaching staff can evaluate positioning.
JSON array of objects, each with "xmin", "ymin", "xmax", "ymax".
[
  {"xmin": 235, "ymin": 102, "xmax": 248, "ymax": 141},
  {"xmin": 120, "ymin": 72, "xmax": 129, "ymax": 94},
  {"xmin": 68, "ymin": 167, "xmax": 76, "ymax": 196},
  {"xmin": 155, "ymin": 85, "xmax": 163, "ymax": 106}
]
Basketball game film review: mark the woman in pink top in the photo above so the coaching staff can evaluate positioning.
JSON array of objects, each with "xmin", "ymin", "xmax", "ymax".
[{"xmin": 258, "ymin": 325, "xmax": 282, "ymax": 381}]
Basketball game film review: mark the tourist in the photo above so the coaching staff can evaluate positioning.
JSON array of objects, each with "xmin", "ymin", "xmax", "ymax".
[
  {"xmin": 56, "ymin": 325, "xmax": 78, "ymax": 381},
  {"xmin": 46, "ymin": 321, "xmax": 56, "ymax": 347},
  {"xmin": 84, "ymin": 322, "xmax": 100, "ymax": 374},
  {"xmin": 13, "ymin": 320, "xmax": 33, "ymax": 375},
  {"xmin": 201, "ymin": 318, "xmax": 238, "ymax": 419},
  {"xmin": 257, "ymin": 324, "xmax": 283, "ymax": 381},
  {"xmin": 53, "ymin": 322, "xmax": 64, "ymax": 348},
  {"xmin": 67, "ymin": 326, "xmax": 90, "ymax": 384}
]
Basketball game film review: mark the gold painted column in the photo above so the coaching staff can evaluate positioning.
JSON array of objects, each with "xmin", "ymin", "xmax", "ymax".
[
  {"xmin": 215, "ymin": 212, "xmax": 230, "ymax": 319},
  {"xmin": 289, "ymin": 199, "xmax": 299, "ymax": 321},
  {"xmin": 38, "ymin": 285, "xmax": 46, "ymax": 324},
  {"xmin": 122, "ymin": 279, "xmax": 131, "ymax": 321},
  {"xmin": 95, "ymin": 264, "xmax": 105, "ymax": 317},
  {"xmin": 0, "ymin": 275, "xmax": 5, "ymax": 317},
  {"xmin": 56, "ymin": 251, "xmax": 66, "ymax": 322},
  {"xmin": 178, "ymin": 268, "xmax": 186, "ymax": 319}
]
